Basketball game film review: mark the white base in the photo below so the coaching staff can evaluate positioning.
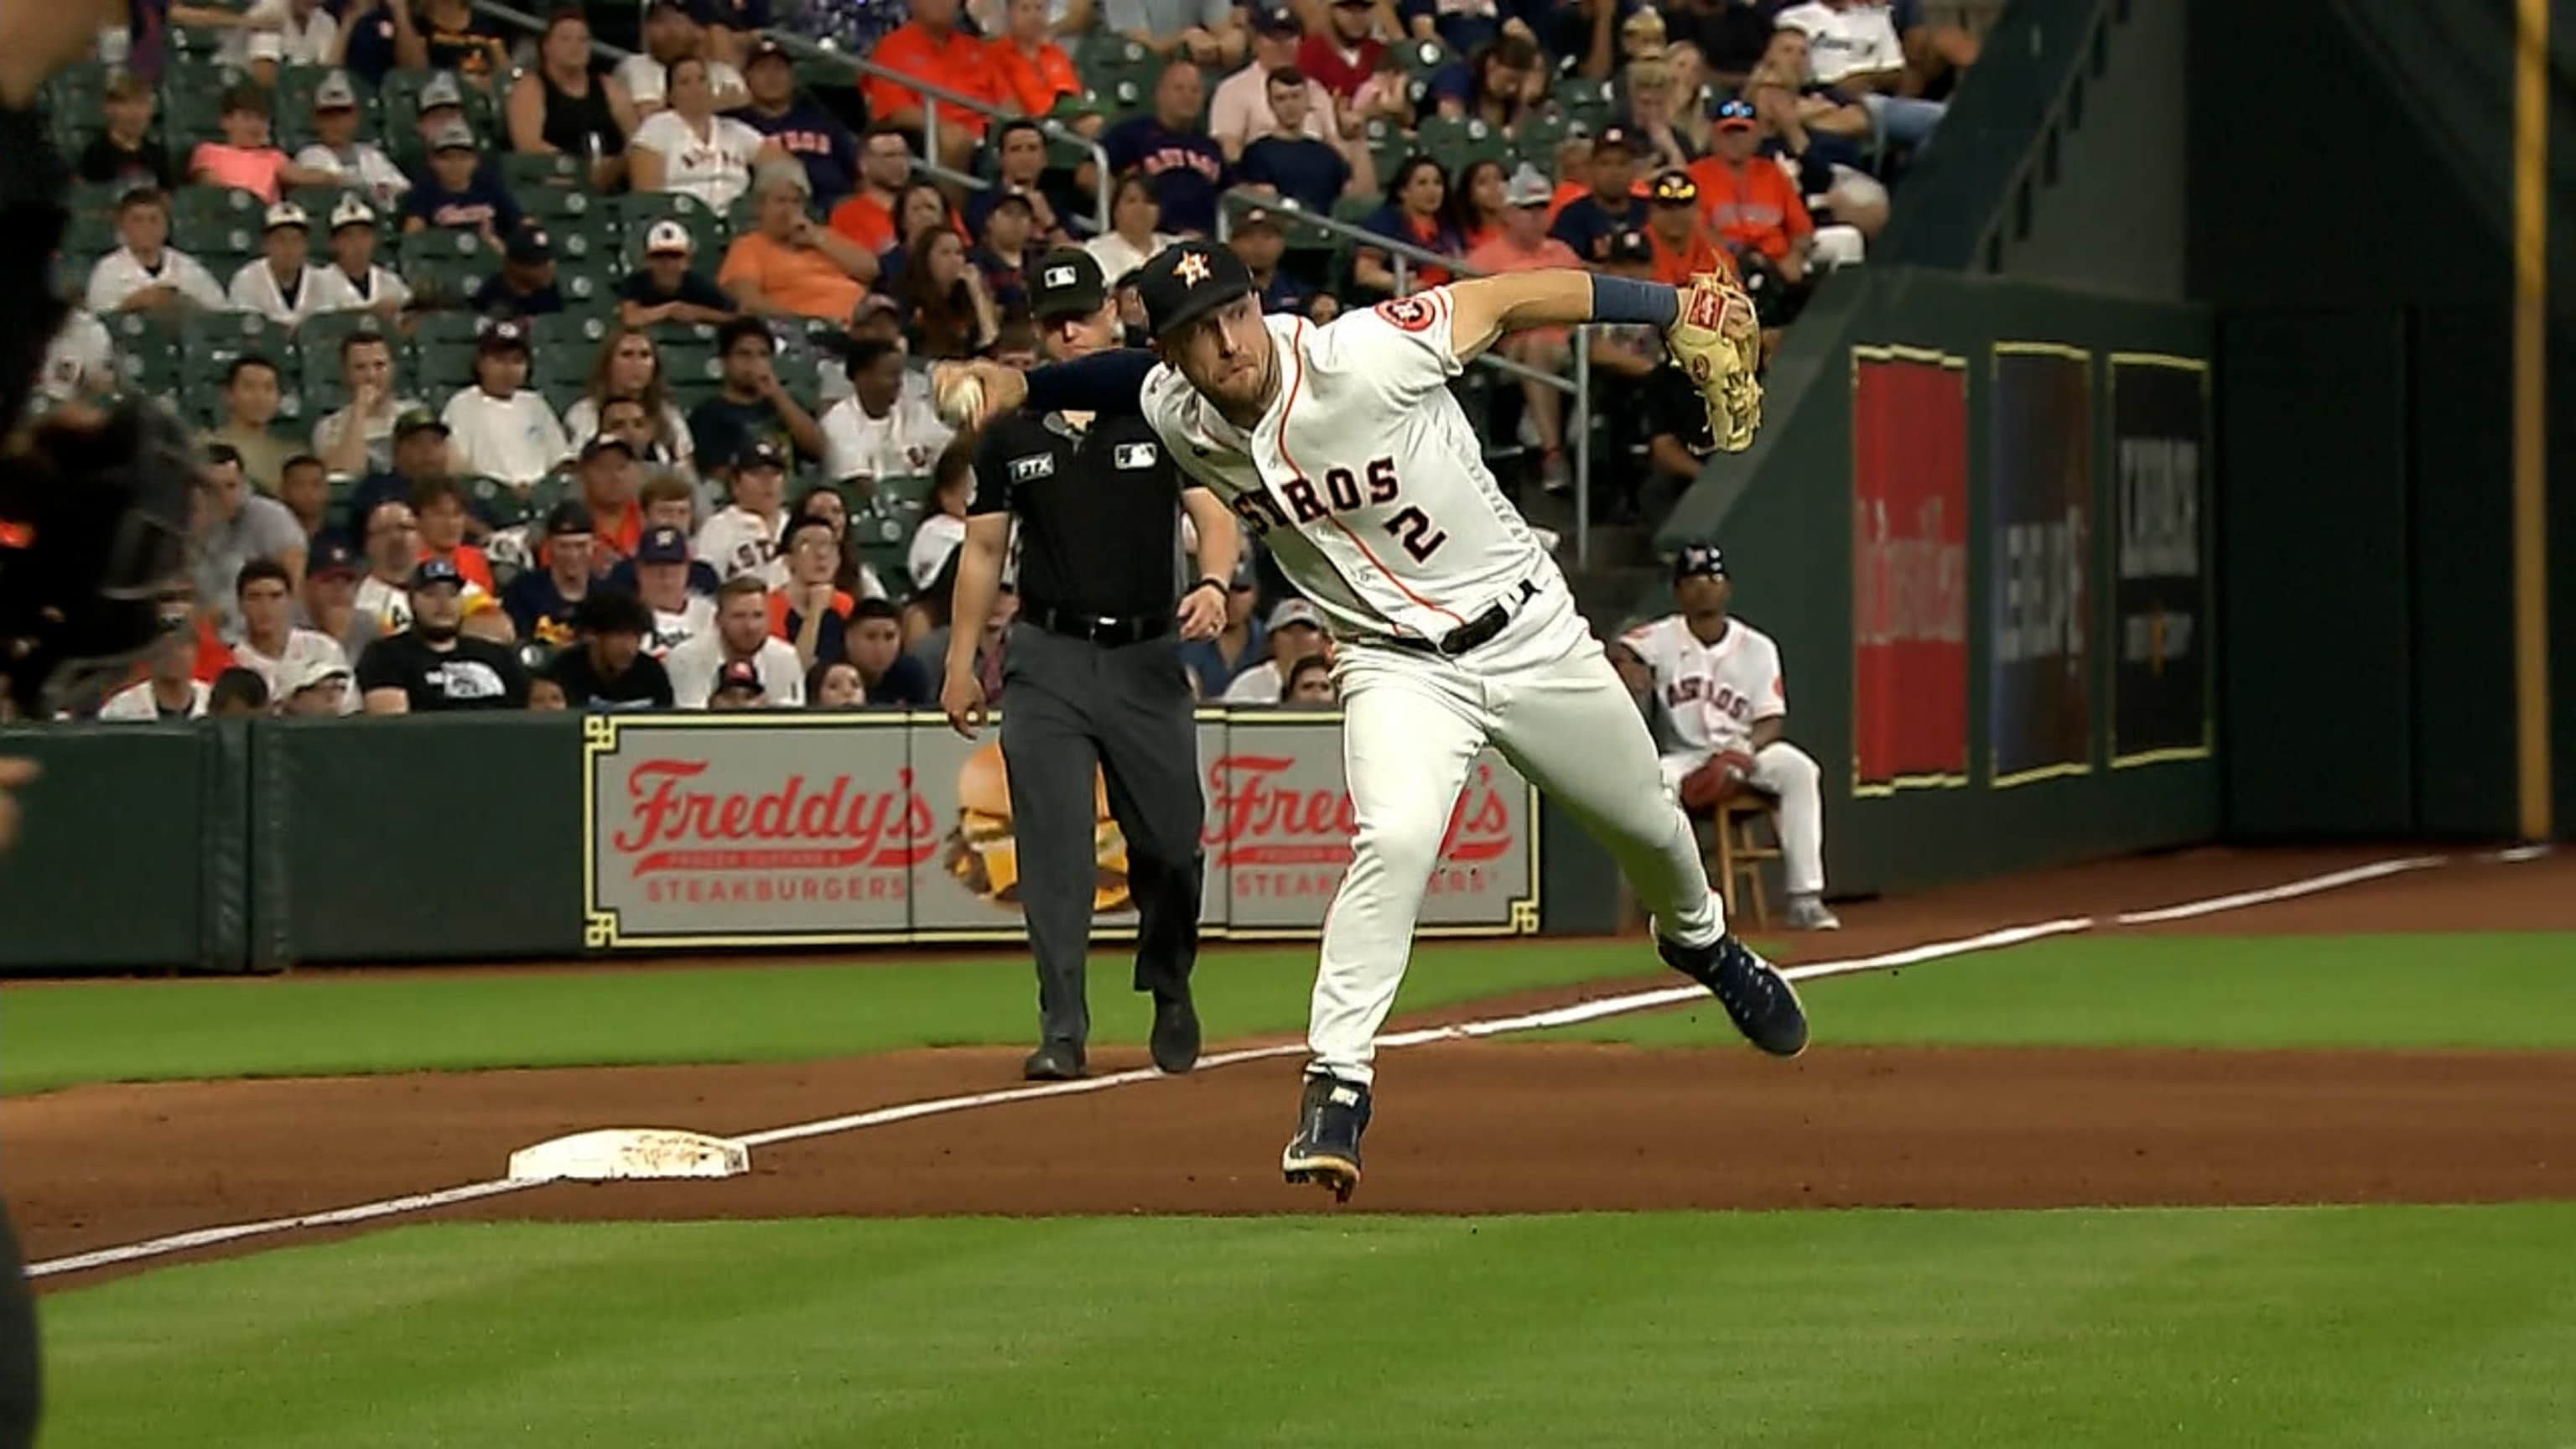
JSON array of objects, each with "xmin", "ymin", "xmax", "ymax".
[{"xmin": 506, "ymin": 1128, "xmax": 750, "ymax": 1182}]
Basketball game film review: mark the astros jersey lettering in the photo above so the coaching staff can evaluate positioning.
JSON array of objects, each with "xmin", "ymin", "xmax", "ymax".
[
  {"xmin": 1140, "ymin": 288, "xmax": 1552, "ymax": 645},
  {"xmin": 1618, "ymin": 615, "xmax": 1786, "ymax": 753}
]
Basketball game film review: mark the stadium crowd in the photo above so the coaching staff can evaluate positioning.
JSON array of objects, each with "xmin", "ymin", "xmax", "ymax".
[{"xmin": 24, "ymin": 0, "xmax": 1973, "ymax": 719}]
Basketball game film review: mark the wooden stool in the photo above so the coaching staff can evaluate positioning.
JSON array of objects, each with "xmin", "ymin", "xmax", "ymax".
[{"xmin": 1708, "ymin": 793, "xmax": 1782, "ymax": 928}]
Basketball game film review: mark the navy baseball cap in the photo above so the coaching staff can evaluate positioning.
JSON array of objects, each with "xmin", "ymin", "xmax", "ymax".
[
  {"xmin": 410, "ymin": 554, "xmax": 465, "ymax": 591},
  {"xmin": 310, "ymin": 536, "xmax": 361, "ymax": 578},
  {"xmin": 636, "ymin": 525, "xmax": 689, "ymax": 563},
  {"xmin": 735, "ymin": 439, "xmax": 787, "ymax": 473},
  {"xmin": 1673, "ymin": 543, "xmax": 1727, "ymax": 581},
  {"xmin": 1135, "ymin": 239, "xmax": 1255, "ymax": 340}
]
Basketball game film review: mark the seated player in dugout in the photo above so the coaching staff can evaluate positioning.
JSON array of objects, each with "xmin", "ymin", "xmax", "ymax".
[{"xmin": 1611, "ymin": 543, "xmax": 1838, "ymax": 931}]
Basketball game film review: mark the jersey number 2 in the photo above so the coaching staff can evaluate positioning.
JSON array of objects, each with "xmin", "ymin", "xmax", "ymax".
[{"xmin": 1386, "ymin": 506, "xmax": 1448, "ymax": 563}]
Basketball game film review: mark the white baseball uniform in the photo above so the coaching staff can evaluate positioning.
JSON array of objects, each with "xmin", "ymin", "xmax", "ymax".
[
  {"xmin": 1138, "ymin": 288, "xmax": 1724, "ymax": 1083},
  {"xmin": 1619, "ymin": 613, "xmax": 1828, "ymax": 896}
]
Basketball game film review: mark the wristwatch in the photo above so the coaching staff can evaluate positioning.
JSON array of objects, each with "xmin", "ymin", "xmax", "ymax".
[{"xmin": 1186, "ymin": 575, "xmax": 1226, "ymax": 601}]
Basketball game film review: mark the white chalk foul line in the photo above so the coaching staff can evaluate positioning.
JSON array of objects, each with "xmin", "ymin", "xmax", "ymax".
[
  {"xmin": 28, "ymin": 1179, "xmax": 538, "ymax": 1280},
  {"xmin": 30, "ymin": 849, "xmax": 2532, "ymax": 1281}
]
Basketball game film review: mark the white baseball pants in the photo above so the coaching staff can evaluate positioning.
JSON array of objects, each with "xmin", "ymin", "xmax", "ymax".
[
  {"xmin": 1659, "ymin": 742, "xmax": 1828, "ymax": 896},
  {"xmin": 1311, "ymin": 587, "xmax": 1723, "ymax": 1084}
]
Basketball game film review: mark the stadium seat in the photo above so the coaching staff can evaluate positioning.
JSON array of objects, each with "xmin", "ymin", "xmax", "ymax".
[
  {"xmin": 502, "ymin": 153, "xmax": 586, "ymax": 192},
  {"xmin": 558, "ymin": 265, "xmax": 619, "ymax": 312},
  {"xmin": 1511, "ymin": 112, "xmax": 1568, "ymax": 165},
  {"xmin": 107, "ymin": 312, "xmax": 183, "ymax": 395},
  {"xmin": 67, "ymin": 179, "xmax": 128, "ymax": 219},
  {"xmin": 532, "ymin": 312, "xmax": 611, "ymax": 383},
  {"xmin": 172, "ymin": 186, "xmax": 268, "ymax": 255},
  {"xmin": 465, "ymin": 475, "xmax": 531, "ymax": 528},
  {"xmin": 618, "ymin": 193, "xmax": 724, "ymax": 268},
  {"xmin": 1416, "ymin": 115, "xmax": 1506, "ymax": 173}
]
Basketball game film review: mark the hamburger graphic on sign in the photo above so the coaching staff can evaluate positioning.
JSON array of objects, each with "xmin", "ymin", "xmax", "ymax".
[{"xmin": 941, "ymin": 741, "xmax": 1131, "ymax": 912}]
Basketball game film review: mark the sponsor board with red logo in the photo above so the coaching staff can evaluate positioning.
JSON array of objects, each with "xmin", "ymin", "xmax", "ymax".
[
  {"xmin": 1210, "ymin": 714, "xmax": 1535, "ymax": 937},
  {"xmin": 584, "ymin": 714, "xmax": 931, "ymax": 948},
  {"xmin": 584, "ymin": 713, "xmax": 1540, "ymax": 948}
]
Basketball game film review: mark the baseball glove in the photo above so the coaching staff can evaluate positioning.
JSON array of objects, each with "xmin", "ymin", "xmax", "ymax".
[
  {"xmin": 1664, "ymin": 271, "xmax": 1765, "ymax": 454},
  {"xmin": 1677, "ymin": 749, "xmax": 1759, "ymax": 813},
  {"xmin": 0, "ymin": 399, "xmax": 200, "ymax": 717}
]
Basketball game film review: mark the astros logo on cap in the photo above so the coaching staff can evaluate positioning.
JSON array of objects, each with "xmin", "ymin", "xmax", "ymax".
[{"xmin": 1176, "ymin": 252, "xmax": 1213, "ymax": 285}]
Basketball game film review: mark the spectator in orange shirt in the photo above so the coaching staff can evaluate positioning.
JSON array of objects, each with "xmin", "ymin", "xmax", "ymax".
[
  {"xmin": 575, "ymin": 434, "xmax": 648, "ymax": 564},
  {"xmin": 409, "ymin": 477, "xmax": 497, "ymax": 593},
  {"xmin": 865, "ymin": 0, "xmax": 1005, "ymax": 172},
  {"xmin": 1462, "ymin": 165, "xmax": 1587, "ymax": 493},
  {"xmin": 1688, "ymin": 98, "xmax": 1818, "ymax": 323},
  {"xmin": 991, "ymin": 0, "xmax": 1080, "ymax": 122},
  {"xmin": 827, "ymin": 125, "xmax": 915, "ymax": 257},
  {"xmin": 768, "ymin": 512, "xmax": 854, "ymax": 668},
  {"xmin": 1643, "ymin": 169, "xmax": 1730, "ymax": 286},
  {"xmin": 720, "ymin": 161, "xmax": 879, "ymax": 322}
]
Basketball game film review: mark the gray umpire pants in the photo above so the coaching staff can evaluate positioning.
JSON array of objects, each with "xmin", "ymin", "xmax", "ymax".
[{"xmin": 999, "ymin": 624, "xmax": 1205, "ymax": 1050}]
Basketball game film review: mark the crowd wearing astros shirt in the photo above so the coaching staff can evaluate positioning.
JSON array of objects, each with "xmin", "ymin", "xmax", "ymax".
[{"xmin": 29, "ymin": 0, "xmax": 1972, "ymax": 721}]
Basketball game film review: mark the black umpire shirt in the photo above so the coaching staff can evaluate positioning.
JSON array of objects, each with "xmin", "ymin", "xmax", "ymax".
[{"xmin": 970, "ymin": 408, "xmax": 1199, "ymax": 620}]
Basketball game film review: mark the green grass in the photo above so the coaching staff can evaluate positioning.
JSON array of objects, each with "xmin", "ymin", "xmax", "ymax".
[
  {"xmin": 0, "ymin": 940, "xmax": 1666, "ymax": 1095},
  {"xmin": 1543, "ymin": 932, "xmax": 2576, "ymax": 1051},
  {"xmin": 38, "ymin": 1206, "xmax": 2576, "ymax": 1447}
]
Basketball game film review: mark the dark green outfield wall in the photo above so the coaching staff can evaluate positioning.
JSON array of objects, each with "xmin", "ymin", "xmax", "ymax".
[{"xmin": 1660, "ymin": 267, "xmax": 2219, "ymax": 899}]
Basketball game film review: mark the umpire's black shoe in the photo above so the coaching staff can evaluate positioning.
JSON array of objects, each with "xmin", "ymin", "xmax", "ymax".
[
  {"xmin": 1022, "ymin": 1041, "xmax": 1087, "ymax": 1081},
  {"xmin": 1280, "ymin": 1072, "xmax": 1371, "ymax": 1202},
  {"xmin": 1149, "ymin": 991, "xmax": 1201, "ymax": 1075},
  {"xmin": 1658, "ymin": 932, "xmax": 1810, "ymax": 1058}
]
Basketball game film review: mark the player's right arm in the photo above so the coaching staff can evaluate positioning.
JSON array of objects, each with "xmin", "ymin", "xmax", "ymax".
[{"xmin": 932, "ymin": 351, "xmax": 1157, "ymax": 427}]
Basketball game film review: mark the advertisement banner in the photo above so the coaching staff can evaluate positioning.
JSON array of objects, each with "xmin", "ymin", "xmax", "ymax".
[
  {"xmin": 1988, "ymin": 343, "xmax": 2095, "ymax": 787},
  {"xmin": 1210, "ymin": 715, "xmax": 1539, "ymax": 936},
  {"xmin": 584, "ymin": 714, "xmax": 926, "ymax": 948},
  {"xmin": 905, "ymin": 722, "xmax": 1149, "ymax": 938},
  {"xmin": 2108, "ymin": 355, "xmax": 2214, "ymax": 766},
  {"xmin": 1851, "ymin": 346, "xmax": 1971, "ymax": 796},
  {"xmin": 584, "ymin": 712, "xmax": 1539, "ymax": 948}
]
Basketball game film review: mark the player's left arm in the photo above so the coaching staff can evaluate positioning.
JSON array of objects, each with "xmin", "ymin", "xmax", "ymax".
[{"xmin": 1748, "ymin": 637, "xmax": 1787, "ymax": 748}]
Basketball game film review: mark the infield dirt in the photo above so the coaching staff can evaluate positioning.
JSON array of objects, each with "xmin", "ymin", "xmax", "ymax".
[{"xmin": 10, "ymin": 845, "xmax": 2573, "ymax": 1283}]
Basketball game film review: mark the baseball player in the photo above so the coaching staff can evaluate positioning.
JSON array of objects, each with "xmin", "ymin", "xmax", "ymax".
[
  {"xmin": 1615, "ymin": 544, "xmax": 1838, "ymax": 930},
  {"xmin": 937, "ymin": 240, "xmax": 1802, "ymax": 1201}
]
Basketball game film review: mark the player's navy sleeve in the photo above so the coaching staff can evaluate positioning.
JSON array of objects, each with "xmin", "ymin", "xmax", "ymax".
[{"xmin": 1022, "ymin": 349, "xmax": 1156, "ymax": 416}]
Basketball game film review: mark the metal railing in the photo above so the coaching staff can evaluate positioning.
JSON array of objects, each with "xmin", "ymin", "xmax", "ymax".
[{"xmin": 1215, "ymin": 192, "xmax": 1602, "ymax": 567}]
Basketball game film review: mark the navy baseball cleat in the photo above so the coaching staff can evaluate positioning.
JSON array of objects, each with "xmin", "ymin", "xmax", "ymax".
[
  {"xmin": 1281, "ymin": 1072, "xmax": 1372, "ymax": 1202},
  {"xmin": 1658, "ymin": 932, "xmax": 1810, "ymax": 1057}
]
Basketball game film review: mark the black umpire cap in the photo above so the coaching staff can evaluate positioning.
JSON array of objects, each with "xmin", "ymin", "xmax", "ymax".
[
  {"xmin": 1029, "ymin": 247, "xmax": 1108, "ymax": 323},
  {"xmin": 1135, "ymin": 239, "xmax": 1255, "ymax": 340}
]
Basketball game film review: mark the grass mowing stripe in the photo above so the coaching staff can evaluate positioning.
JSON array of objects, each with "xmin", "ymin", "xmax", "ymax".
[
  {"xmin": 0, "ymin": 940, "xmax": 1669, "ymax": 1094},
  {"xmin": 35, "ymin": 1207, "xmax": 2576, "ymax": 1449},
  {"xmin": 1540, "ymin": 933, "xmax": 2576, "ymax": 1051}
]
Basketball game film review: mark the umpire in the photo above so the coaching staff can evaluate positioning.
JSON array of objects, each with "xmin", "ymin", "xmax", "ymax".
[{"xmin": 942, "ymin": 249, "xmax": 1242, "ymax": 1082}]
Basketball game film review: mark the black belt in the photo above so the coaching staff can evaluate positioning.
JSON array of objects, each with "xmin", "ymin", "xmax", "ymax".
[
  {"xmin": 1380, "ymin": 579, "xmax": 1542, "ymax": 657},
  {"xmin": 1021, "ymin": 605, "xmax": 1172, "ymax": 647}
]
